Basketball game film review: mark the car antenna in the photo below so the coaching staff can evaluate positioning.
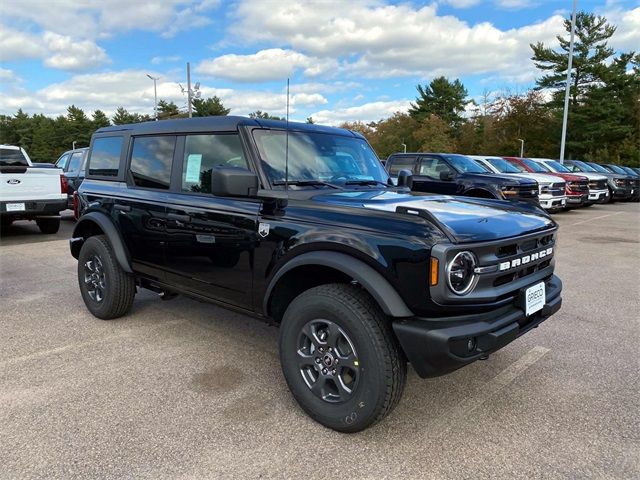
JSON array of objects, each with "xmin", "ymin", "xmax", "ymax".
[{"xmin": 285, "ymin": 78, "xmax": 290, "ymax": 192}]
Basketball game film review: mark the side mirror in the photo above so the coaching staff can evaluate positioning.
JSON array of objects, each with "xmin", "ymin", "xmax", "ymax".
[
  {"xmin": 397, "ymin": 169, "xmax": 413, "ymax": 189},
  {"xmin": 211, "ymin": 167, "xmax": 259, "ymax": 197},
  {"xmin": 439, "ymin": 170, "xmax": 455, "ymax": 181}
]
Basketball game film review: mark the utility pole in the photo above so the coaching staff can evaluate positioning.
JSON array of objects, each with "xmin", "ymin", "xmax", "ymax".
[
  {"xmin": 559, "ymin": 0, "xmax": 577, "ymax": 164},
  {"xmin": 518, "ymin": 138, "xmax": 524, "ymax": 157},
  {"xmin": 146, "ymin": 74, "xmax": 159, "ymax": 121},
  {"xmin": 187, "ymin": 62, "xmax": 192, "ymax": 118}
]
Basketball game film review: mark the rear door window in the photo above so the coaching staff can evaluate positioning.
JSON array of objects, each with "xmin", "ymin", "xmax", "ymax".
[
  {"xmin": 387, "ymin": 156, "xmax": 415, "ymax": 175},
  {"xmin": 55, "ymin": 153, "xmax": 70, "ymax": 170},
  {"xmin": 129, "ymin": 136, "xmax": 176, "ymax": 190},
  {"xmin": 88, "ymin": 136, "xmax": 124, "ymax": 177},
  {"xmin": 181, "ymin": 134, "xmax": 247, "ymax": 194}
]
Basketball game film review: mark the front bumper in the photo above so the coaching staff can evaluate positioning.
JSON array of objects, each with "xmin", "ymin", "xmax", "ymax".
[
  {"xmin": 588, "ymin": 189, "xmax": 608, "ymax": 203},
  {"xmin": 539, "ymin": 195, "xmax": 566, "ymax": 211},
  {"xmin": 611, "ymin": 186, "xmax": 632, "ymax": 199},
  {"xmin": 565, "ymin": 193, "xmax": 588, "ymax": 206},
  {"xmin": 392, "ymin": 275, "xmax": 562, "ymax": 378},
  {"xmin": 0, "ymin": 199, "xmax": 67, "ymax": 217}
]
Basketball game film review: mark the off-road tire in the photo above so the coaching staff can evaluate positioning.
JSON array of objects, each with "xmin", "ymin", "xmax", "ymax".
[
  {"xmin": 279, "ymin": 283, "xmax": 406, "ymax": 433},
  {"xmin": 78, "ymin": 235, "xmax": 135, "ymax": 320},
  {"xmin": 36, "ymin": 217, "xmax": 60, "ymax": 234}
]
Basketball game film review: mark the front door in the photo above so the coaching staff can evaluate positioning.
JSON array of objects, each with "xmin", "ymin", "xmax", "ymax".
[
  {"xmin": 163, "ymin": 132, "xmax": 259, "ymax": 308},
  {"xmin": 413, "ymin": 156, "xmax": 458, "ymax": 194}
]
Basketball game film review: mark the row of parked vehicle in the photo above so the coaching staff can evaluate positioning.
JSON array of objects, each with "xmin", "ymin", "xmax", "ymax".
[{"xmin": 384, "ymin": 152, "xmax": 640, "ymax": 213}]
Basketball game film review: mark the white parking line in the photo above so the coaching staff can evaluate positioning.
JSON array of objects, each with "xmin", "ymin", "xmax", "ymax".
[
  {"xmin": 565, "ymin": 211, "xmax": 625, "ymax": 227},
  {"xmin": 428, "ymin": 346, "xmax": 550, "ymax": 438}
]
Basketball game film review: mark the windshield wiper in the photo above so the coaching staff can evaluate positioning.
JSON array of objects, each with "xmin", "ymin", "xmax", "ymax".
[
  {"xmin": 272, "ymin": 180, "xmax": 342, "ymax": 189},
  {"xmin": 344, "ymin": 179, "xmax": 390, "ymax": 187}
]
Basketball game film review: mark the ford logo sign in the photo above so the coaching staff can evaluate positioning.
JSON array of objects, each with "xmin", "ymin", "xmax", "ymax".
[{"xmin": 7, "ymin": 179, "xmax": 21, "ymax": 185}]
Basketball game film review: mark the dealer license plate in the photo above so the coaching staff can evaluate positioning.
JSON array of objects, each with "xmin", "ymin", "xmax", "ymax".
[
  {"xmin": 6, "ymin": 202, "xmax": 25, "ymax": 212},
  {"xmin": 525, "ymin": 282, "xmax": 545, "ymax": 316}
]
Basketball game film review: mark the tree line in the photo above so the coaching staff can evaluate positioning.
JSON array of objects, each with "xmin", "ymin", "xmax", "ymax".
[{"xmin": 1, "ymin": 11, "xmax": 638, "ymax": 166}]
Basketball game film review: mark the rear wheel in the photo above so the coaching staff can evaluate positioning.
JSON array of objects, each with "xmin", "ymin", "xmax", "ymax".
[
  {"xmin": 279, "ymin": 283, "xmax": 406, "ymax": 432},
  {"xmin": 78, "ymin": 235, "xmax": 136, "ymax": 320},
  {"xmin": 36, "ymin": 217, "xmax": 60, "ymax": 234}
]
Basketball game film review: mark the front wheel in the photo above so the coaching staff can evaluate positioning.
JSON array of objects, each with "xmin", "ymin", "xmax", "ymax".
[
  {"xmin": 36, "ymin": 217, "xmax": 60, "ymax": 234},
  {"xmin": 279, "ymin": 283, "xmax": 406, "ymax": 432},
  {"xmin": 78, "ymin": 235, "xmax": 136, "ymax": 320}
]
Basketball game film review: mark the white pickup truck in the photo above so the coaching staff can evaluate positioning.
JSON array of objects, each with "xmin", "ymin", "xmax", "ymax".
[{"xmin": 1, "ymin": 145, "xmax": 68, "ymax": 234}]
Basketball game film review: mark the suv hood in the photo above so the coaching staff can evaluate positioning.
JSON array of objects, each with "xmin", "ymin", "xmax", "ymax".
[
  {"xmin": 312, "ymin": 190, "xmax": 555, "ymax": 243},
  {"xmin": 570, "ymin": 172, "xmax": 607, "ymax": 182},
  {"xmin": 496, "ymin": 172, "xmax": 562, "ymax": 185},
  {"xmin": 465, "ymin": 172, "xmax": 536, "ymax": 186}
]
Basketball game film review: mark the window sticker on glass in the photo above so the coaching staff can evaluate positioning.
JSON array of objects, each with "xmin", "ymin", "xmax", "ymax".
[{"xmin": 185, "ymin": 154, "xmax": 202, "ymax": 182}]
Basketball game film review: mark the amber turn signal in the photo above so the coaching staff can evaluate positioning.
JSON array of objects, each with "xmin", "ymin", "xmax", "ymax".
[{"xmin": 430, "ymin": 257, "xmax": 439, "ymax": 286}]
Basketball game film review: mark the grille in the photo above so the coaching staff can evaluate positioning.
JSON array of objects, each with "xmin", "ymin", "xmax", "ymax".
[
  {"xmin": 588, "ymin": 180, "xmax": 607, "ymax": 190},
  {"xmin": 514, "ymin": 185, "xmax": 539, "ymax": 199},
  {"xmin": 550, "ymin": 182, "xmax": 565, "ymax": 196}
]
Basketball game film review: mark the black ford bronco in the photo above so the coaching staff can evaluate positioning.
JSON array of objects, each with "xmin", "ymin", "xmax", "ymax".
[{"xmin": 71, "ymin": 117, "xmax": 562, "ymax": 432}]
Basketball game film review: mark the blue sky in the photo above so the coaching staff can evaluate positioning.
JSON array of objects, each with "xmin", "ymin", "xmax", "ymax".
[{"xmin": 1, "ymin": 0, "xmax": 638, "ymax": 124}]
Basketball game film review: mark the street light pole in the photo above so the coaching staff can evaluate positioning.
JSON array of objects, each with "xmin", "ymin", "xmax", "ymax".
[
  {"xmin": 559, "ymin": 0, "xmax": 577, "ymax": 164},
  {"xmin": 146, "ymin": 74, "xmax": 160, "ymax": 121},
  {"xmin": 518, "ymin": 138, "xmax": 524, "ymax": 157},
  {"xmin": 401, "ymin": 142, "xmax": 407, "ymax": 154},
  {"xmin": 187, "ymin": 62, "xmax": 193, "ymax": 118}
]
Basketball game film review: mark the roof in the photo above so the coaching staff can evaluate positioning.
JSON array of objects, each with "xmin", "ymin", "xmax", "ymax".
[{"xmin": 95, "ymin": 115, "xmax": 360, "ymax": 137}]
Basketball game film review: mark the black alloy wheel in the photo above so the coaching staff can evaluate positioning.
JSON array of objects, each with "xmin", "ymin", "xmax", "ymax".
[
  {"xmin": 83, "ymin": 254, "xmax": 107, "ymax": 303},
  {"xmin": 297, "ymin": 319, "xmax": 360, "ymax": 403}
]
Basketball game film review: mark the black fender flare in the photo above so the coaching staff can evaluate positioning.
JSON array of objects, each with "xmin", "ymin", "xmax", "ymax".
[
  {"xmin": 71, "ymin": 211, "xmax": 133, "ymax": 273},
  {"xmin": 263, "ymin": 251, "xmax": 413, "ymax": 318},
  {"xmin": 463, "ymin": 187, "xmax": 498, "ymax": 199}
]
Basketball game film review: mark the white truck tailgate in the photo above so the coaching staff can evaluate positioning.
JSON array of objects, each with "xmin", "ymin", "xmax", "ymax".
[{"xmin": 0, "ymin": 167, "xmax": 66, "ymax": 202}]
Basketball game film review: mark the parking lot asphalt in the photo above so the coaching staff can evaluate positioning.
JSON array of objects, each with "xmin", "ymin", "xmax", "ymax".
[{"xmin": 1, "ymin": 203, "xmax": 639, "ymax": 479}]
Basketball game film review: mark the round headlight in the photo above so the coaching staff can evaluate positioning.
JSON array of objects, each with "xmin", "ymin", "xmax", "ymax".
[{"xmin": 446, "ymin": 251, "xmax": 477, "ymax": 295}]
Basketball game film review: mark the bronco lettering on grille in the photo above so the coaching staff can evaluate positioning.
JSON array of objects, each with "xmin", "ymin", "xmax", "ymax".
[{"xmin": 498, "ymin": 247, "xmax": 553, "ymax": 271}]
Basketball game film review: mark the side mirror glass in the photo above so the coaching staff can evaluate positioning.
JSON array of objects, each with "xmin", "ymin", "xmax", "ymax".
[
  {"xmin": 211, "ymin": 167, "xmax": 259, "ymax": 197},
  {"xmin": 440, "ymin": 170, "xmax": 455, "ymax": 181},
  {"xmin": 396, "ymin": 169, "xmax": 413, "ymax": 189}
]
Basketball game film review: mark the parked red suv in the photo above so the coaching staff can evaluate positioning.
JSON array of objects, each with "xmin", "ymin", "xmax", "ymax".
[{"xmin": 503, "ymin": 157, "xmax": 589, "ymax": 208}]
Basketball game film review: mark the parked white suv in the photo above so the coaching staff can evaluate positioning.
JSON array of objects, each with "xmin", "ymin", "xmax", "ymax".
[
  {"xmin": 1, "ymin": 145, "xmax": 67, "ymax": 233},
  {"xmin": 468, "ymin": 155, "xmax": 566, "ymax": 212}
]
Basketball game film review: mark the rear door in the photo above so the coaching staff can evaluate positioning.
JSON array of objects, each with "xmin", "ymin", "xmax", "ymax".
[
  {"xmin": 163, "ymin": 132, "xmax": 260, "ymax": 308},
  {"xmin": 65, "ymin": 150, "xmax": 86, "ymax": 197},
  {"xmin": 414, "ymin": 155, "xmax": 457, "ymax": 194}
]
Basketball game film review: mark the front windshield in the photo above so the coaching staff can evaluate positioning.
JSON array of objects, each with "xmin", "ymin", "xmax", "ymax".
[
  {"xmin": 607, "ymin": 164, "xmax": 626, "ymax": 175},
  {"xmin": 252, "ymin": 129, "xmax": 388, "ymax": 185},
  {"xmin": 521, "ymin": 158, "xmax": 549, "ymax": 173},
  {"xmin": 586, "ymin": 162, "xmax": 609, "ymax": 173},
  {"xmin": 622, "ymin": 167, "xmax": 638, "ymax": 176},
  {"xmin": 545, "ymin": 160, "xmax": 571, "ymax": 173},
  {"xmin": 486, "ymin": 158, "xmax": 521, "ymax": 173},
  {"xmin": 445, "ymin": 154, "xmax": 488, "ymax": 173},
  {"xmin": 571, "ymin": 160, "xmax": 596, "ymax": 172}
]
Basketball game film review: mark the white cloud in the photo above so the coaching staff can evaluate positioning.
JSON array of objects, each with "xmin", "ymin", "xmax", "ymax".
[
  {"xmin": 43, "ymin": 32, "xmax": 109, "ymax": 71},
  {"xmin": 0, "ymin": 68, "xmax": 327, "ymax": 118},
  {"xmin": 0, "ymin": 68, "xmax": 19, "ymax": 82},
  {"xmin": 230, "ymin": 0, "xmax": 563, "ymax": 82},
  {"xmin": 151, "ymin": 55, "xmax": 182, "ymax": 65},
  {"xmin": 0, "ymin": 0, "xmax": 220, "ymax": 40},
  {"xmin": 196, "ymin": 48, "xmax": 337, "ymax": 82},
  {"xmin": 310, "ymin": 100, "xmax": 412, "ymax": 126},
  {"xmin": 0, "ymin": 26, "xmax": 44, "ymax": 61},
  {"xmin": 605, "ymin": 7, "xmax": 640, "ymax": 52}
]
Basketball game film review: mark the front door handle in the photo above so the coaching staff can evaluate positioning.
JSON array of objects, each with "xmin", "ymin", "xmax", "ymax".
[
  {"xmin": 168, "ymin": 212, "xmax": 191, "ymax": 223},
  {"xmin": 114, "ymin": 204, "xmax": 131, "ymax": 212}
]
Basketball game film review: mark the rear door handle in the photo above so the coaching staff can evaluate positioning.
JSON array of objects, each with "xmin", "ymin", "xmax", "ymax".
[
  {"xmin": 168, "ymin": 212, "xmax": 191, "ymax": 222},
  {"xmin": 114, "ymin": 204, "xmax": 131, "ymax": 212}
]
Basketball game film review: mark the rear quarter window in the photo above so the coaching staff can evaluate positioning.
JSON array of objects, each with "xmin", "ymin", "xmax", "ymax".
[{"xmin": 88, "ymin": 136, "xmax": 124, "ymax": 177}]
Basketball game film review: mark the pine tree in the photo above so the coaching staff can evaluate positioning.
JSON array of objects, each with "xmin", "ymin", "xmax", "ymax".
[
  {"xmin": 92, "ymin": 110, "xmax": 111, "ymax": 129},
  {"xmin": 408, "ymin": 76, "xmax": 469, "ymax": 128},
  {"xmin": 248, "ymin": 110, "xmax": 283, "ymax": 120},
  {"xmin": 193, "ymin": 96, "xmax": 230, "ymax": 117},
  {"xmin": 531, "ymin": 11, "xmax": 616, "ymax": 107},
  {"xmin": 157, "ymin": 100, "xmax": 181, "ymax": 119}
]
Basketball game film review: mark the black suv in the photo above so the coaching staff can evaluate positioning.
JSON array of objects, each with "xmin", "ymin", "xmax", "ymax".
[
  {"xmin": 71, "ymin": 117, "xmax": 562, "ymax": 432},
  {"xmin": 386, "ymin": 153, "xmax": 540, "ymax": 204}
]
